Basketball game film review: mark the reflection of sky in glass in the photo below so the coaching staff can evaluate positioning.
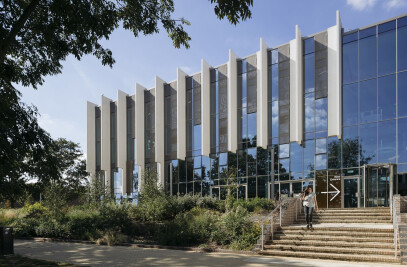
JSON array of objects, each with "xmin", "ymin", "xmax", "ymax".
[
  {"xmin": 272, "ymin": 101, "xmax": 279, "ymax": 137},
  {"xmin": 315, "ymin": 98, "xmax": 327, "ymax": 131},
  {"xmin": 305, "ymin": 93, "xmax": 314, "ymax": 132},
  {"xmin": 114, "ymin": 168, "xmax": 123, "ymax": 194},
  {"xmin": 315, "ymin": 154, "xmax": 327, "ymax": 170},
  {"xmin": 279, "ymin": 144, "xmax": 289, "ymax": 158},
  {"xmin": 316, "ymin": 138, "xmax": 327, "ymax": 154}
]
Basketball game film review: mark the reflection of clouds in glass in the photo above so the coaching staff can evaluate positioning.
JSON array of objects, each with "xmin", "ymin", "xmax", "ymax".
[
  {"xmin": 305, "ymin": 94, "xmax": 314, "ymax": 132},
  {"xmin": 315, "ymin": 98, "xmax": 327, "ymax": 131},
  {"xmin": 315, "ymin": 154, "xmax": 327, "ymax": 170},
  {"xmin": 279, "ymin": 144, "xmax": 289, "ymax": 158}
]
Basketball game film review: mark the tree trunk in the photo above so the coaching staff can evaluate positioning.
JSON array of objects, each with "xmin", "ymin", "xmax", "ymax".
[{"xmin": 0, "ymin": 0, "xmax": 41, "ymax": 64}]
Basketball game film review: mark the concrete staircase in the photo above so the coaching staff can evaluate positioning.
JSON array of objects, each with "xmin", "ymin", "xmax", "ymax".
[{"xmin": 259, "ymin": 207, "xmax": 400, "ymax": 263}]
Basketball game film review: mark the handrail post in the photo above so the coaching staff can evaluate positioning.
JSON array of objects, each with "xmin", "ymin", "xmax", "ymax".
[
  {"xmin": 261, "ymin": 224, "xmax": 264, "ymax": 251},
  {"xmin": 271, "ymin": 214, "xmax": 274, "ymax": 241},
  {"xmin": 279, "ymin": 202, "xmax": 282, "ymax": 227}
]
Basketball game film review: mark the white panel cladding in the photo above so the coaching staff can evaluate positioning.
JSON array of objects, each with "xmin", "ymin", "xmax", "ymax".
[
  {"xmin": 201, "ymin": 59, "xmax": 211, "ymax": 156},
  {"xmin": 177, "ymin": 68, "xmax": 187, "ymax": 159},
  {"xmin": 135, "ymin": 83, "xmax": 145, "ymax": 190},
  {"xmin": 228, "ymin": 49, "xmax": 238, "ymax": 152},
  {"xmin": 117, "ymin": 90, "xmax": 127, "ymax": 194},
  {"xmin": 155, "ymin": 76, "xmax": 165, "ymax": 187},
  {"xmin": 101, "ymin": 95, "xmax": 111, "ymax": 188},
  {"xmin": 289, "ymin": 25, "xmax": 303, "ymax": 144},
  {"xmin": 328, "ymin": 10, "xmax": 342, "ymax": 139},
  {"xmin": 86, "ymin": 101, "xmax": 96, "ymax": 177},
  {"xmin": 257, "ymin": 38, "xmax": 268, "ymax": 149}
]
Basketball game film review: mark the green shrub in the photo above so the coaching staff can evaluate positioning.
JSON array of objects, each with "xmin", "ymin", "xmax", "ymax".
[
  {"xmin": 232, "ymin": 197, "xmax": 275, "ymax": 212},
  {"xmin": 35, "ymin": 217, "xmax": 68, "ymax": 238},
  {"xmin": 96, "ymin": 227, "xmax": 129, "ymax": 246},
  {"xmin": 22, "ymin": 202, "xmax": 48, "ymax": 217}
]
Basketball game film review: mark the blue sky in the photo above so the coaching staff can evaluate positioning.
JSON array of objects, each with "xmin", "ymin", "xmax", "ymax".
[{"xmin": 18, "ymin": 0, "xmax": 407, "ymax": 154}]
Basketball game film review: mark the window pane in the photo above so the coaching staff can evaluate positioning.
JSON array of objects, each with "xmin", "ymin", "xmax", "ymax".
[
  {"xmin": 378, "ymin": 74, "xmax": 396, "ymax": 120},
  {"xmin": 271, "ymin": 64, "xmax": 278, "ymax": 101},
  {"xmin": 398, "ymin": 27, "xmax": 407, "ymax": 72},
  {"xmin": 315, "ymin": 97, "xmax": 327, "ymax": 131},
  {"xmin": 378, "ymin": 120, "xmax": 396, "ymax": 163},
  {"xmin": 360, "ymin": 123, "xmax": 377, "ymax": 165},
  {"xmin": 378, "ymin": 30, "xmax": 396, "ymax": 76},
  {"xmin": 304, "ymin": 37, "xmax": 315, "ymax": 54},
  {"xmin": 316, "ymin": 138, "xmax": 327, "ymax": 154},
  {"xmin": 193, "ymin": 124, "xmax": 202, "ymax": 151},
  {"xmin": 248, "ymin": 112, "xmax": 257, "ymax": 144},
  {"xmin": 398, "ymin": 118, "xmax": 407, "ymax": 163},
  {"xmin": 272, "ymin": 101, "xmax": 279, "ymax": 137},
  {"xmin": 359, "ymin": 36, "xmax": 377, "ymax": 80},
  {"xmin": 343, "ymin": 126, "xmax": 359, "ymax": 168},
  {"xmin": 359, "ymin": 79, "xmax": 377, "ymax": 124},
  {"xmin": 399, "ymin": 72, "xmax": 407, "ymax": 117},
  {"xmin": 328, "ymin": 136, "xmax": 341, "ymax": 169},
  {"xmin": 343, "ymin": 41, "xmax": 358, "ymax": 84},
  {"xmin": 290, "ymin": 142, "xmax": 303, "ymax": 172},
  {"xmin": 304, "ymin": 140, "xmax": 315, "ymax": 172},
  {"xmin": 279, "ymin": 144, "xmax": 289, "ymax": 158},
  {"xmin": 305, "ymin": 93, "xmax": 315, "ymax": 132},
  {"xmin": 279, "ymin": 158, "xmax": 289, "ymax": 173},
  {"xmin": 316, "ymin": 154, "xmax": 327, "ymax": 170},
  {"xmin": 343, "ymin": 83, "xmax": 358, "ymax": 126},
  {"xmin": 305, "ymin": 53, "xmax": 315, "ymax": 93}
]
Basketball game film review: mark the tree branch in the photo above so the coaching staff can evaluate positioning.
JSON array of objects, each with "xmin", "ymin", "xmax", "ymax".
[{"xmin": 0, "ymin": 0, "xmax": 41, "ymax": 64}]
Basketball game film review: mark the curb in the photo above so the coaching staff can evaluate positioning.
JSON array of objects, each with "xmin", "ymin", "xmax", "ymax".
[{"xmin": 15, "ymin": 237, "xmax": 257, "ymax": 255}]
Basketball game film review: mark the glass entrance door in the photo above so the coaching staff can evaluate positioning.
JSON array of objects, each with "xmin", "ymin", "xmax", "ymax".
[
  {"xmin": 364, "ymin": 165, "xmax": 394, "ymax": 207},
  {"xmin": 344, "ymin": 178, "xmax": 358, "ymax": 208}
]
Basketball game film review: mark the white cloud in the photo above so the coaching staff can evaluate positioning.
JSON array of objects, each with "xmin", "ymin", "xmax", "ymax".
[
  {"xmin": 180, "ymin": 66, "xmax": 192, "ymax": 73},
  {"xmin": 346, "ymin": 0, "xmax": 377, "ymax": 10},
  {"xmin": 384, "ymin": 0, "xmax": 407, "ymax": 9}
]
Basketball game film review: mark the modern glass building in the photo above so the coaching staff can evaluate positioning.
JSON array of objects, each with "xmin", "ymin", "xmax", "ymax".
[{"xmin": 86, "ymin": 12, "xmax": 407, "ymax": 209}]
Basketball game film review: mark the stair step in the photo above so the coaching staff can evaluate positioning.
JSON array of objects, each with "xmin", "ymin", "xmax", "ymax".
[
  {"xmin": 293, "ymin": 220, "xmax": 392, "ymax": 224},
  {"xmin": 273, "ymin": 234, "xmax": 394, "ymax": 243},
  {"xmin": 278, "ymin": 226, "xmax": 394, "ymax": 232},
  {"xmin": 270, "ymin": 239, "xmax": 396, "ymax": 249},
  {"xmin": 263, "ymin": 244, "xmax": 399, "ymax": 256},
  {"xmin": 259, "ymin": 250, "xmax": 400, "ymax": 263},
  {"xmin": 275, "ymin": 230, "xmax": 394, "ymax": 237}
]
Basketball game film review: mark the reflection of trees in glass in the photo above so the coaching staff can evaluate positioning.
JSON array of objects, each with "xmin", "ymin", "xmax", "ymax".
[{"xmin": 330, "ymin": 137, "xmax": 373, "ymax": 168}]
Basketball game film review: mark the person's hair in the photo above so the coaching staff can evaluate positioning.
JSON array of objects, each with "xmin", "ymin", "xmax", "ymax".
[{"xmin": 304, "ymin": 186, "xmax": 313, "ymax": 196}]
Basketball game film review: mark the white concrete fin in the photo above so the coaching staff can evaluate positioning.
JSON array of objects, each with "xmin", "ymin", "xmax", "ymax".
[
  {"xmin": 328, "ymin": 10, "xmax": 342, "ymax": 139},
  {"xmin": 86, "ymin": 101, "xmax": 97, "ymax": 177},
  {"xmin": 289, "ymin": 25, "xmax": 304, "ymax": 144},
  {"xmin": 135, "ymin": 83, "xmax": 145, "ymax": 190},
  {"xmin": 201, "ymin": 59, "xmax": 211, "ymax": 157},
  {"xmin": 117, "ymin": 90, "xmax": 128, "ymax": 194},
  {"xmin": 177, "ymin": 68, "xmax": 187, "ymax": 159},
  {"xmin": 155, "ymin": 76, "xmax": 165, "ymax": 186},
  {"xmin": 257, "ymin": 38, "xmax": 268, "ymax": 149},
  {"xmin": 228, "ymin": 49, "xmax": 238, "ymax": 152}
]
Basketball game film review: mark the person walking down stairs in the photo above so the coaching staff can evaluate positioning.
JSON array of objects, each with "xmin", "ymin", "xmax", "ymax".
[{"xmin": 300, "ymin": 186, "xmax": 319, "ymax": 230}]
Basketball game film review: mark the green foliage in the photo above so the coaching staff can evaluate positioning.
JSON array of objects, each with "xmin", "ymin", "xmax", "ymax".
[
  {"xmin": 231, "ymin": 197, "xmax": 276, "ymax": 213},
  {"xmin": 22, "ymin": 202, "xmax": 47, "ymax": 217}
]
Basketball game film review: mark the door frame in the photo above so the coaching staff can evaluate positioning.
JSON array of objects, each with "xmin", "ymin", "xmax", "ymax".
[{"xmin": 362, "ymin": 163, "xmax": 395, "ymax": 208}]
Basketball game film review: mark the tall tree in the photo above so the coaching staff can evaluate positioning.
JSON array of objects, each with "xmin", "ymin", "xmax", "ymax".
[{"xmin": 0, "ymin": 0, "xmax": 253, "ymax": 89}]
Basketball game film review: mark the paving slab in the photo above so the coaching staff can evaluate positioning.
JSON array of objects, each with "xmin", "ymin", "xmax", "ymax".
[{"xmin": 14, "ymin": 239, "xmax": 401, "ymax": 267}]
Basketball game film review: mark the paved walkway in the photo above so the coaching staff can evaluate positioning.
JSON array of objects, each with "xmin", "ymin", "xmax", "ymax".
[{"xmin": 15, "ymin": 240, "xmax": 400, "ymax": 267}]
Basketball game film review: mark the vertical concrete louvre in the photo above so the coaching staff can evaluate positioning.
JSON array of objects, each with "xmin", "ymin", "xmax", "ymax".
[
  {"xmin": 117, "ymin": 90, "xmax": 127, "ymax": 195},
  {"xmin": 257, "ymin": 38, "xmax": 268, "ymax": 149},
  {"xmin": 177, "ymin": 68, "xmax": 187, "ymax": 159},
  {"xmin": 328, "ymin": 10, "xmax": 342, "ymax": 139},
  {"xmin": 86, "ymin": 102, "xmax": 96, "ymax": 178},
  {"xmin": 135, "ymin": 83, "xmax": 145, "ymax": 191},
  {"xmin": 201, "ymin": 59, "xmax": 211, "ymax": 157},
  {"xmin": 101, "ymin": 95, "xmax": 112, "ymax": 190},
  {"xmin": 227, "ymin": 49, "xmax": 238, "ymax": 152},
  {"xmin": 289, "ymin": 25, "xmax": 303, "ymax": 144},
  {"xmin": 155, "ymin": 76, "xmax": 165, "ymax": 187}
]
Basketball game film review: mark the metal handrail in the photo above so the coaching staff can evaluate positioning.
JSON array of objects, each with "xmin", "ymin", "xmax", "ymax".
[
  {"xmin": 259, "ymin": 197, "xmax": 301, "ymax": 250},
  {"xmin": 393, "ymin": 196, "xmax": 399, "ymax": 259}
]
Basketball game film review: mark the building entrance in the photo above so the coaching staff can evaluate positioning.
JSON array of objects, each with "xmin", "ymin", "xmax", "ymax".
[
  {"xmin": 363, "ymin": 164, "xmax": 396, "ymax": 207},
  {"xmin": 343, "ymin": 177, "xmax": 358, "ymax": 208}
]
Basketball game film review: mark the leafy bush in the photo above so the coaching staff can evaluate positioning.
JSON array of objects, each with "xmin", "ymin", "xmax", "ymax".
[
  {"xmin": 232, "ymin": 197, "xmax": 275, "ymax": 213},
  {"xmin": 96, "ymin": 227, "xmax": 129, "ymax": 246},
  {"xmin": 22, "ymin": 202, "xmax": 48, "ymax": 217}
]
